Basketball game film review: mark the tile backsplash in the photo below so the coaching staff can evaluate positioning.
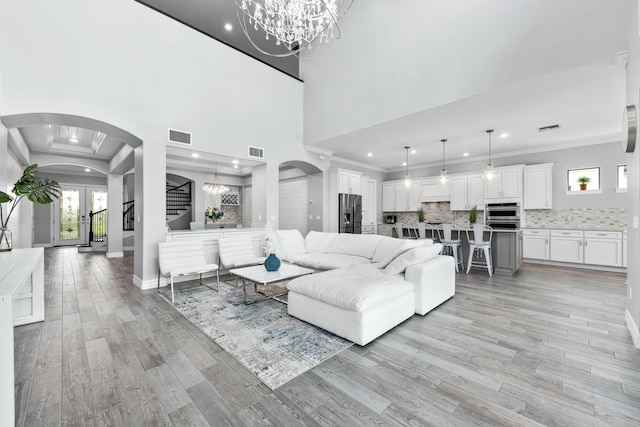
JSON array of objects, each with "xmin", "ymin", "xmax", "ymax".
[
  {"xmin": 524, "ymin": 208, "xmax": 627, "ymax": 230},
  {"xmin": 382, "ymin": 203, "xmax": 627, "ymax": 230}
]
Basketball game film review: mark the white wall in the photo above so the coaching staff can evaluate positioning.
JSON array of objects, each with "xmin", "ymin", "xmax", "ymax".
[
  {"xmin": 301, "ymin": 0, "xmax": 629, "ymax": 144},
  {"xmin": 0, "ymin": 0, "xmax": 313, "ymax": 285},
  {"xmin": 625, "ymin": 0, "xmax": 640, "ymax": 348}
]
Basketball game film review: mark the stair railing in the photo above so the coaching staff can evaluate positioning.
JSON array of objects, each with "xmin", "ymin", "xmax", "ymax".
[
  {"xmin": 123, "ymin": 201, "xmax": 135, "ymax": 231},
  {"xmin": 166, "ymin": 182, "xmax": 192, "ymax": 215},
  {"xmin": 89, "ymin": 209, "xmax": 108, "ymax": 243}
]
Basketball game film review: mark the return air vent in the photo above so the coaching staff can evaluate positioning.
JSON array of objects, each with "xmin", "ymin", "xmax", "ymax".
[
  {"xmin": 248, "ymin": 145, "xmax": 265, "ymax": 159},
  {"xmin": 538, "ymin": 124, "xmax": 560, "ymax": 132},
  {"xmin": 168, "ymin": 128, "xmax": 192, "ymax": 145}
]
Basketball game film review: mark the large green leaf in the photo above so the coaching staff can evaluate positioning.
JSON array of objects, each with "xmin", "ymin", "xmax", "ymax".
[{"xmin": 0, "ymin": 191, "xmax": 13, "ymax": 204}]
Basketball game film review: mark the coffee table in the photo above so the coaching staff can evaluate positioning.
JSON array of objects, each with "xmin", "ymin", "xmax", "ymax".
[{"xmin": 229, "ymin": 263, "xmax": 314, "ymax": 304}]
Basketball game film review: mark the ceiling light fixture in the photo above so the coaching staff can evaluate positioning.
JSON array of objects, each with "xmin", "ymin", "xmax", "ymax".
[
  {"xmin": 202, "ymin": 162, "xmax": 230, "ymax": 195},
  {"xmin": 463, "ymin": 152, "xmax": 469, "ymax": 157},
  {"xmin": 84, "ymin": 168, "xmax": 91, "ymax": 172},
  {"xmin": 224, "ymin": 22, "xmax": 233, "ymax": 31},
  {"xmin": 438, "ymin": 139, "xmax": 448, "ymax": 187},
  {"xmin": 403, "ymin": 146, "xmax": 412, "ymax": 188},
  {"xmin": 191, "ymin": 153, "xmax": 200, "ymax": 158},
  {"xmin": 500, "ymin": 133, "xmax": 508, "ymax": 138},
  {"xmin": 483, "ymin": 129, "xmax": 497, "ymax": 183},
  {"xmin": 234, "ymin": 0, "xmax": 353, "ymax": 58},
  {"xmin": 367, "ymin": 152, "xmax": 373, "ymax": 157}
]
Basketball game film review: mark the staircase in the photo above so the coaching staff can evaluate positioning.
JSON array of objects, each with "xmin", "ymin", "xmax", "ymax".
[{"xmin": 165, "ymin": 181, "xmax": 192, "ymax": 230}]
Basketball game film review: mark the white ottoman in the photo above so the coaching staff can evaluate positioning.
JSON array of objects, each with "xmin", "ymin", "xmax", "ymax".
[{"xmin": 287, "ymin": 267, "xmax": 416, "ymax": 346}]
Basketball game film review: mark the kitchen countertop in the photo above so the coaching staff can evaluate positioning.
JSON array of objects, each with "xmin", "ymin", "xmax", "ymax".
[{"xmin": 522, "ymin": 226, "xmax": 626, "ymax": 232}]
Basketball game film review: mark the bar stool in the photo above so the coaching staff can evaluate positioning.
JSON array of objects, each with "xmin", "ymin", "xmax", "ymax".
[
  {"xmin": 465, "ymin": 224, "xmax": 494, "ymax": 276},
  {"xmin": 438, "ymin": 224, "xmax": 464, "ymax": 272},
  {"xmin": 394, "ymin": 222, "xmax": 415, "ymax": 239}
]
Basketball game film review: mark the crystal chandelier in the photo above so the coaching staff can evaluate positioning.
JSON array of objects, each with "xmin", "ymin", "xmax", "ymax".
[
  {"xmin": 438, "ymin": 138, "xmax": 448, "ymax": 186},
  {"xmin": 483, "ymin": 129, "xmax": 497, "ymax": 183},
  {"xmin": 235, "ymin": 0, "xmax": 353, "ymax": 58},
  {"xmin": 202, "ymin": 162, "xmax": 230, "ymax": 195},
  {"xmin": 403, "ymin": 146, "xmax": 412, "ymax": 188}
]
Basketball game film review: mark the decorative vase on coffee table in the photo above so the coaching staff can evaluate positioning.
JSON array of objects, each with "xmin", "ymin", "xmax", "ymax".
[{"xmin": 264, "ymin": 253, "xmax": 281, "ymax": 271}]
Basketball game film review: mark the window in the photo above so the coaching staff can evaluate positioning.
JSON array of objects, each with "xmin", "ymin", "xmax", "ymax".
[
  {"xmin": 617, "ymin": 165, "xmax": 628, "ymax": 190},
  {"xmin": 567, "ymin": 167, "xmax": 600, "ymax": 192}
]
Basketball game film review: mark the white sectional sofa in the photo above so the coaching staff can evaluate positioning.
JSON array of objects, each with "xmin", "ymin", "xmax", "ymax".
[{"xmin": 275, "ymin": 230, "xmax": 456, "ymax": 345}]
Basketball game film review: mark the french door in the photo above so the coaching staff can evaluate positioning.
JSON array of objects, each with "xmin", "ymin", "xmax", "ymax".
[{"xmin": 53, "ymin": 185, "xmax": 107, "ymax": 246}]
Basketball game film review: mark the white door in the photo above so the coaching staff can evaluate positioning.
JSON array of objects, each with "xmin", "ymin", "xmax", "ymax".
[
  {"xmin": 279, "ymin": 178, "xmax": 308, "ymax": 235},
  {"xmin": 53, "ymin": 185, "xmax": 107, "ymax": 246}
]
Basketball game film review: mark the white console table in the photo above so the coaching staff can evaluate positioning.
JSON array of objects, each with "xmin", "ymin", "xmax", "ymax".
[{"xmin": 0, "ymin": 247, "xmax": 45, "ymax": 426}]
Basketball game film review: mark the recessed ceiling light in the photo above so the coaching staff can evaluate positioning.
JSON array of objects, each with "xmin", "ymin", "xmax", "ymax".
[
  {"xmin": 463, "ymin": 152, "xmax": 470, "ymax": 157},
  {"xmin": 224, "ymin": 23, "xmax": 233, "ymax": 31},
  {"xmin": 500, "ymin": 133, "xmax": 508, "ymax": 138},
  {"xmin": 233, "ymin": 164, "xmax": 238, "ymax": 169},
  {"xmin": 232, "ymin": 159, "xmax": 239, "ymax": 164},
  {"xmin": 84, "ymin": 168, "xmax": 91, "ymax": 172},
  {"xmin": 411, "ymin": 150, "xmax": 417, "ymax": 154},
  {"xmin": 367, "ymin": 152, "xmax": 373, "ymax": 157},
  {"xmin": 69, "ymin": 137, "xmax": 79, "ymax": 143},
  {"xmin": 402, "ymin": 162, "xmax": 407, "ymax": 166},
  {"xmin": 191, "ymin": 153, "xmax": 200, "ymax": 158}
]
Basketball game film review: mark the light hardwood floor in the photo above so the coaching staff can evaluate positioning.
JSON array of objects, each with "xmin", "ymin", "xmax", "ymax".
[{"xmin": 14, "ymin": 247, "xmax": 640, "ymax": 426}]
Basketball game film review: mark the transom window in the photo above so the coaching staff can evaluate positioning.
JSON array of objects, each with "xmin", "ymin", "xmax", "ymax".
[{"xmin": 567, "ymin": 167, "xmax": 600, "ymax": 192}]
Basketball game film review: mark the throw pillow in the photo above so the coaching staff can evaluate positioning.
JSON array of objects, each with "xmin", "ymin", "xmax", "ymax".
[
  {"xmin": 276, "ymin": 229, "xmax": 306, "ymax": 261},
  {"xmin": 371, "ymin": 237, "xmax": 425, "ymax": 268},
  {"xmin": 384, "ymin": 243, "xmax": 443, "ymax": 275},
  {"xmin": 304, "ymin": 231, "xmax": 338, "ymax": 253}
]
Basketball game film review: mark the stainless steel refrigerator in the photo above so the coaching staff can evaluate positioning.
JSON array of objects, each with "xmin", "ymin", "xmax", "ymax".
[{"xmin": 338, "ymin": 193, "xmax": 362, "ymax": 234}]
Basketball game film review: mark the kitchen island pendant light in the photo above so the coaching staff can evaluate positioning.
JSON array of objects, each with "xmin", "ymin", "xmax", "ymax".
[
  {"xmin": 403, "ymin": 146, "xmax": 412, "ymax": 188},
  {"xmin": 438, "ymin": 139, "xmax": 448, "ymax": 186},
  {"xmin": 483, "ymin": 129, "xmax": 497, "ymax": 183}
]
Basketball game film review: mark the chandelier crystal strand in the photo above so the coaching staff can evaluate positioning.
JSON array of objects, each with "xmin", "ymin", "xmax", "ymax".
[
  {"xmin": 438, "ymin": 138, "xmax": 448, "ymax": 186},
  {"xmin": 483, "ymin": 129, "xmax": 497, "ymax": 182},
  {"xmin": 202, "ymin": 162, "xmax": 230, "ymax": 195},
  {"xmin": 235, "ymin": 0, "xmax": 353, "ymax": 58}
]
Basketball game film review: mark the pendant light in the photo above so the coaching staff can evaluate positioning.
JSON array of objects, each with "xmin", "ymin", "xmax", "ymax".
[
  {"xmin": 202, "ymin": 162, "xmax": 230, "ymax": 195},
  {"xmin": 403, "ymin": 146, "xmax": 412, "ymax": 188},
  {"xmin": 483, "ymin": 129, "xmax": 497, "ymax": 183},
  {"xmin": 438, "ymin": 139, "xmax": 448, "ymax": 186}
]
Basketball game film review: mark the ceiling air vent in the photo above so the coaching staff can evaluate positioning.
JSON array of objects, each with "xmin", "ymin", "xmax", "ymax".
[
  {"xmin": 168, "ymin": 128, "xmax": 192, "ymax": 145},
  {"xmin": 538, "ymin": 124, "xmax": 560, "ymax": 132},
  {"xmin": 248, "ymin": 145, "xmax": 265, "ymax": 159}
]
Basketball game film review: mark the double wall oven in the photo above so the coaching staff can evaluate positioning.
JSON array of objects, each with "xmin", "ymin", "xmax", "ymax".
[{"xmin": 485, "ymin": 202, "xmax": 520, "ymax": 229}]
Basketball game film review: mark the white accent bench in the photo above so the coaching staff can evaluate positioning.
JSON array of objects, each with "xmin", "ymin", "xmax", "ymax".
[
  {"xmin": 217, "ymin": 236, "xmax": 266, "ymax": 269},
  {"xmin": 158, "ymin": 240, "xmax": 220, "ymax": 302}
]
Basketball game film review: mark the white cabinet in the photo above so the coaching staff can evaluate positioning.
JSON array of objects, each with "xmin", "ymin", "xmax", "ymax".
[
  {"xmin": 484, "ymin": 165, "xmax": 523, "ymax": 200},
  {"xmin": 524, "ymin": 164, "xmax": 553, "ymax": 209},
  {"xmin": 382, "ymin": 182, "xmax": 396, "ymax": 212},
  {"xmin": 523, "ymin": 229, "xmax": 550, "ymax": 260},
  {"xmin": 584, "ymin": 231, "xmax": 622, "ymax": 267},
  {"xmin": 383, "ymin": 180, "xmax": 421, "ymax": 212},
  {"xmin": 550, "ymin": 230, "xmax": 584, "ymax": 264},
  {"xmin": 337, "ymin": 169, "xmax": 361, "ymax": 195},
  {"xmin": 450, "ymin": 173, "xmax": 485, "ymax": 211},
  {"xmin": 361, "ymin": 177, "xmax": 377, "ymax": 227}
]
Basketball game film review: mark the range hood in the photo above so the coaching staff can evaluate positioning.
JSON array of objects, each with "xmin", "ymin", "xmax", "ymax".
[{"xmin": 420, "ymin": 178, "xmax": 450, "ymax": 202}]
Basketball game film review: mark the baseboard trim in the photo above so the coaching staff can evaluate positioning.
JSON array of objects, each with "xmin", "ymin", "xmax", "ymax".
[
  {"xmin": 33, "ymin": 243, "xmax": 52, "ymax": 248},
  {"xmin": 106, "ymin": 251, "xmax": 124, "ymax": 259},
  {"xmin": 132, "ymin": 275, "xmax": 158, "ymax": 291},
  {"xmin": 625, "ymin": 309, "xmax": 640, "ymax": 349}
]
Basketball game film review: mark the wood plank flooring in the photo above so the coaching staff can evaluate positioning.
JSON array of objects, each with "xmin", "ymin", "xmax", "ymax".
[{"xmin": 14, "ymin": 248, "xmax": 640, "ymax": 426}]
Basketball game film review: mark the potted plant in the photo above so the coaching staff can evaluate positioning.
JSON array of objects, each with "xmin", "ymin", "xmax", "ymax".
[
  {"xmin": 0, "ymin": 164, "xmax": 61, "ymax": 251},
  {"xmin": 417, "ymin": 207, "xmax": 426, "ymax": 239},
  {"xmin": 577, "ymin": 176, "xmax": 591, "ymax": 191},
  {"xmin": 469, "ymin": 205, "xmax": 478, "ymax": 224}
]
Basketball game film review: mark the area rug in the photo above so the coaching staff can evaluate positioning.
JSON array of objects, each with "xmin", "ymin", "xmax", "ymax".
[{"xmin": 158, "ymin": 281, "xmax": 352, "ymax": 389}]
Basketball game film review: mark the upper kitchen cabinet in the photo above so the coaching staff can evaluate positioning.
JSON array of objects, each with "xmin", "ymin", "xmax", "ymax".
[
  {"xmin": 382, "ymin": 180, "xmax": 421, "ymax": 212},
  {"xmin": 336, "ymin": 169, "xmax": 362, "ymax": 195},
  {"xmin": 420, "ymin": 177, "xmax": 450, "ymax": 202},
  {"xmin": 484, "ymin": 165, "xmax": 524, "ymax": 200},
  {"xmin": 450, "ymin": 173, "xmax": 484, "ymax": 211},
  {"xmin": 524, "ymin": 164, "xmax": 553, "ymax": 209},
  {"xmin": 361, "ymin": 177, "xmax": 377, "ymax": 227}
]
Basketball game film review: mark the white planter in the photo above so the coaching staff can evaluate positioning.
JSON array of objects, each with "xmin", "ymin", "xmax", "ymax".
[{"xmin": 417, "ymin": 223, "xmax": 426, "ymax": 239}]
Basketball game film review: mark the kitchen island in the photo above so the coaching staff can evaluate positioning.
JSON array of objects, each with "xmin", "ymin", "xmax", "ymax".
[{"xmin": 452, "ymin": 228, "xmax": 523, "ymax": 275}]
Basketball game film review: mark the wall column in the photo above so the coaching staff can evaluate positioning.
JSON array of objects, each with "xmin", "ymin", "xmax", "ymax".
[
  {"xmin": 133, "ymin": 141, "xmax": 166, "ymax": 289},
  {"xmin": 106, "ymin": 172, "xmax": 124, "ymax": 258},
  {"xmin": 251, "ymin": 162, "xmax": 279, "ymax": 229}
]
